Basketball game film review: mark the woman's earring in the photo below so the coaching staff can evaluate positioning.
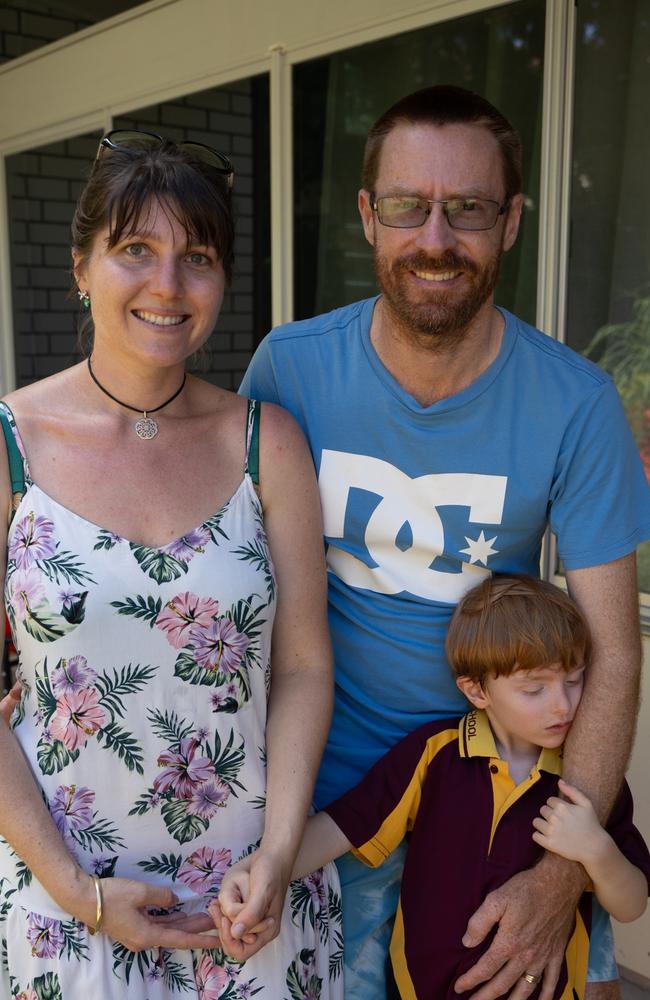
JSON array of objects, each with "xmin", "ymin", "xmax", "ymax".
[{"xmin": 77, "ymin": 289, "xmax": 90, "ymax": 309}]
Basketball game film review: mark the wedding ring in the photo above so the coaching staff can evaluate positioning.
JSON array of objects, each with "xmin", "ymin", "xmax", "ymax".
[{"xmin": 522, "ymin": 972, "xmax": 541, "ymax": 986}]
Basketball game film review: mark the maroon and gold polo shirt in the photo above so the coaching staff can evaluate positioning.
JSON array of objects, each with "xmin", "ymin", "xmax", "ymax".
[{"xmin": 325, "ymin": 710, "xmax": 650, "ymax": 1000}]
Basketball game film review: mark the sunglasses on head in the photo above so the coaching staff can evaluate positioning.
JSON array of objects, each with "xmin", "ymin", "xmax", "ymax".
[{"xmin": 97, "ymin": 129, "xmax": 235, "ymax": 188}]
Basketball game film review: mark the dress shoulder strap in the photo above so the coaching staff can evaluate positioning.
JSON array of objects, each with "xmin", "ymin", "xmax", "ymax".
[
  {"xmin": 0, "ymin": 402, "xmax": 27, "ymax": 518},
  {"xmin": 244, "ymin": 398, "xmax": 261, "ymax": 487}
]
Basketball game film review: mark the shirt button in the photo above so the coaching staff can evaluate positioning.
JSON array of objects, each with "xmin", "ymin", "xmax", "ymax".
[{"xmin": 490, "ymin": 764, "xmax": 499, "ymax": 773}]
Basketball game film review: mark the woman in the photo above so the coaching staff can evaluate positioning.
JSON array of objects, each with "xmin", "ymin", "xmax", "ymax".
[{"xmin": 0, "ymin": 131, "xmax": 342, "ymax": 999}]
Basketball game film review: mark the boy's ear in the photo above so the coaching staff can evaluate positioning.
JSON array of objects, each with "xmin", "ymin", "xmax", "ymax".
[{"xmin": 456, "ymin": 675, "xmax": 490, "ymax": 709}]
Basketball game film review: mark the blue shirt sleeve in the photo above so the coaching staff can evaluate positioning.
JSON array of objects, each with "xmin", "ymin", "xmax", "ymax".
[
  {"xmin": 238, "ymin": 334, "xmax": 282, "ymax": 404},
  {"xmin": 549, "ymin": 379, "xmax": 650, "ymax": 569}
]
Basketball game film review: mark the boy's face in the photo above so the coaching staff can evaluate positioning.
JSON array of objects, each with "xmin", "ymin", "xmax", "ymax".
[{"xmin": 459, "ymin": 662, "xmax": 585, "ymax": 755}]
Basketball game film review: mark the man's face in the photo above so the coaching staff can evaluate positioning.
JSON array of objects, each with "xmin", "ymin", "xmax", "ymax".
[{"xmin": 358, "ymin": 122, "xmax": 523, "ymax": 340}]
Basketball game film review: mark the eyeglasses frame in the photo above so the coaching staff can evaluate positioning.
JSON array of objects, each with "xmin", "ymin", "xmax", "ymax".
[
  {"xmin": 369, "ymin": 193, "xmax": 510, "ymax": 231},
  {"xmin": 97, "ymin": 129, "xmax": 235, "ymax": 188}
]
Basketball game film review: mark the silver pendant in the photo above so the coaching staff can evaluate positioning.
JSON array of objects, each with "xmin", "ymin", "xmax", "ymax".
[{"xmin": 135, "ymin": 416, "xmax": 158, "ymax": 440}]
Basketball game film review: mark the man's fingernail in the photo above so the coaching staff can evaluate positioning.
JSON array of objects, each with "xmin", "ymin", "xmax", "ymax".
[{"xmin": 232, "ymin": 922, "xmax": 246, "ymax": 938}]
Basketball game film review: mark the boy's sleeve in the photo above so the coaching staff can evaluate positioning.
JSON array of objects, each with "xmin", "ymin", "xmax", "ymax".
[
  {"xmin": 605, "ymin": 780, "xmax": 650, "ymax": 892},
  {"xmin": 324, "ymin": 722, "xmax": 458, "ymax": 868}
]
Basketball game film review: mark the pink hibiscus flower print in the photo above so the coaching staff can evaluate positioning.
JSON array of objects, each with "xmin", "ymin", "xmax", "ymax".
[
  {"xmin": 9, "ymin": 567, "xmax": 46, "ymax": 617},
  {"xmin": 177, "ymin": 845, "xmax": 232, "ymax": 894},
  {"xmin": 50, "ymin": 784, "xmax": 95, "ymax": 833},
  {"xmin": 51, "ymin": 655, "xmax": 97, "ymax": 697},
  {"xmin": 153, "ymin": 738, "xmax": 214, "ymax": 799},
  {"xmin": 194, "ymin": 953, "xmax": 228, "ymax": 999},
  {"xmin": 17, "ymin": 989, "xmax": 39, "ymax": 1000},
  {"xmin": 49, "ymin": 688, "xmax": 107, "ymax": 751},
  {"xmin": 156, "ymin": 592, "xmax": 219, "ymax": 650},
  {"xmin": 164, "ymin": 526, "xmax": 211, "ymax": 563},
  {"xmin": 190, "ymin": 618, "xmax": 250, "ymax": 674},
  {"xmin": 304, "ymin": 869, "xmax": 327, "ymax": 908},
  {"xmin": 9, "ymin": 513, "xmax": 56, "ymax": 568},
  {"xmin": 186, "ymin": 777, "xmax": 231, "ymax": 820},
  {"xmin": 26, "ymin": 911, "xmax": 64, "ymax": 959}
]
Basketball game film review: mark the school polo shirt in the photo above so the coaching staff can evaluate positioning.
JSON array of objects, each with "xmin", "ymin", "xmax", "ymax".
[{"xmin": 325, "ymin": 710, "xmax": 650, "ymax": 1000}]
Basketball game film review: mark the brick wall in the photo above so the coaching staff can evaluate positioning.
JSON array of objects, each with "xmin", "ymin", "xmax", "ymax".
[
  {"xmin": 0, "ymin": 1, "xmax": 92, "ymax": 64},
  {"xmin": 6, "ymin": 80, "xmax": 269, "ymax": 389}
]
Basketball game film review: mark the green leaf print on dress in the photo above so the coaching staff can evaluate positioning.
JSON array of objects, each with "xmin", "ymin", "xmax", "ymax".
[
  {"xmin": 285, "ymin": 949, "xmax": 322, "ymax": 1000},
  {"xmin": 33, "ymin": 657, "xmax": 156, "ymax": 776}
]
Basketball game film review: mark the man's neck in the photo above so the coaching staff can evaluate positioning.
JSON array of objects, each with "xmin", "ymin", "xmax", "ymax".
[{"xmin": 369, "ymin": 297, "xmax": 505, "ymax": 407}]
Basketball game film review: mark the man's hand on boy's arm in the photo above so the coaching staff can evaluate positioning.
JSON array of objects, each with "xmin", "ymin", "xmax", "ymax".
[{"xmin": 455, "ymin": 554, "xmax": 642, "ymax": 1000}]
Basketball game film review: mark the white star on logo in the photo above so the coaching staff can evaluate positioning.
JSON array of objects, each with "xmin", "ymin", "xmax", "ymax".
[{"xmin": 460, "ymin": 530, "xmax": 499, "ymax": 566}]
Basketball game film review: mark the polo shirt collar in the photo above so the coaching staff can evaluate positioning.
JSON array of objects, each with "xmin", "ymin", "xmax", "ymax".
[{"xmin": 458, "ymin": 709, "xmax": 563, "ymax": 775}]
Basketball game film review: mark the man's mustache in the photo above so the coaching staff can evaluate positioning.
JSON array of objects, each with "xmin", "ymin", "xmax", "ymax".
[{"xmin": 392, "ymin": 250, "xmax": 478, "ymax": 275}]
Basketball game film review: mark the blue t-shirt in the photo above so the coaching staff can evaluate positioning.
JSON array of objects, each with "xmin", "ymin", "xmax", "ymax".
[{"xmin": 240, "ymin": 298, "xmax": 650, "ymax": 806}]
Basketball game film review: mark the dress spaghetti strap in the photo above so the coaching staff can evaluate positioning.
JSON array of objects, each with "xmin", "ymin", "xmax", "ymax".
[{"xmin": 244, "ymin": 398, "xmax": 261, "ymax": 487}]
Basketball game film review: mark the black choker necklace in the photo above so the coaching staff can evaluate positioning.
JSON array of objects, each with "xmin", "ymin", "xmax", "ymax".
[{"xmin": 87, "ymin": 357, "xmax": 186, "ymax": 440}]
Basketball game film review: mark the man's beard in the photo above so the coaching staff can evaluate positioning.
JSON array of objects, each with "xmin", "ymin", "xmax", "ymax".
[{"xmin": 374, "ymin": 245, "xmax": 503, "ymax": 342}]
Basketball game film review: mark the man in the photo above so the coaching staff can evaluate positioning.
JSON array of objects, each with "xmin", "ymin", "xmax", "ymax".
[{"xmin": 240, "ymin": 85, "xmax": 649, "ymax": 1000}]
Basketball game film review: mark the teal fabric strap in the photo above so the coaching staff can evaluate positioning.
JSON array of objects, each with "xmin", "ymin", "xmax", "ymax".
[
  {"xmin": 0, "ymin": 409, "xmax": 25, "ymax": 499},
  {"xmin": 248, "ymin": 400, "xmax": 261, "ymax": 486}
]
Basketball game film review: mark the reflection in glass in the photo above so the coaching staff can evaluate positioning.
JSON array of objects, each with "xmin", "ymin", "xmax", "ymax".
[{"xmin": 567, "ymin": 0, "xmax": 650, "ymax": 592}]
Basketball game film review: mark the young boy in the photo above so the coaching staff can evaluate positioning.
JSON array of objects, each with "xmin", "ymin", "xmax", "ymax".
[{"xmin": 216, "ymin": 575, "xmax": 650, "ymax": 999}]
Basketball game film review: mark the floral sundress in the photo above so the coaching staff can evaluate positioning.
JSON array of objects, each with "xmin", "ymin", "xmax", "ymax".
[{"xmin": 0, "ymin": 399, "xmax": 343, "ymax": 1000}]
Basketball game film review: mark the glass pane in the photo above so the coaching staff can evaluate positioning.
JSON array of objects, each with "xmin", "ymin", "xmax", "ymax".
[
  {"xmin": 7, "ymin": 77, "xmax": 270, "ymax": 391},
  {"xmin": 566, "ymin": 0, "xmax": 650, "ymax": 592},
  {"xmin": 293, "ymin": 0, "xmax": 545, "ymax": 324}
]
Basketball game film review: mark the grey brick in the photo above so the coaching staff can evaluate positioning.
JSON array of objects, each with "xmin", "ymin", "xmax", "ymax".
[
  {"xmin": 68, "ymin": 180, "xmax": 86, "ymax": 200},
  {"xmin": 12, "ymin": 266, "xmax": 28, "ymax": 285},
  {"xmin": 27, "ymin": 178, "xmax": 68, "ymax": 201},
  {"xmin": 5, "ymin": 33, "xmax": 45, "ymax": 57},
  {"xmin": 45, "ymin": 245, "xmax": 73, "ymax": 268},
  {"xmin": 21, "ymin": 12, "xmax": 76, "ymax": 40},
  {"xmin": 235, "ymin": 236, "xmax": 253, "ymax": 256},
  {"xmin": 231, "ymin": 95, "xmax": 252, "ymax": 116},
  {"xmin": 7, "ymin": 175, "xmax": 25, "ymax": 197},
  {"xmin": 232, "ymin": 135, "xmax": 253, "ymax": 156},
  {"xmin": 50, "ymin": 332, "xmax": 78, "ymax": 354},
  {"xmin": 19, "ymin": 333, "xmax": 50, "ymax": 355},
  {"xmin": 193, "ymin": 90, "xmax": 231, "ymax": 112},
  {"xmin": 225, "ymin": 79, "xmax": 251, "ymax": 96},
  {"xmin": 235, "ymin": 215, "xmax": 253, "ymax": 236},
  {"xmin": 10, "ymin": 220, "xmax": 27, "ymax": 242},
  {"xmin": 233, "ymin": 294, "xmax": 253, "ymax": 313},
  {"xmin": 43, "ymin": 202, "xmax": 75, "ymax": 224},
  {"xmin": 40, "ymin": 141, "xmax": 68, "ymax": 157},
  {"xmin": 11, "ymin": 244, "xmax": 42, "ymax": 266},
  {"xmin": 161, "ymin": 104, "xmax": 207, "ymax": 130},
  {"xmin": 30, "ymin": 267, "xmax": 69, "ymax": 288},
  {"xmin": 0, "ymin": 9, "xmax": 19, "ymax": 32},
  {"xmin": 234, "ymin": 176, "xmax": 253, "ymax": 197},
  {"xmin": 16, "ymin": 356, "xmax": 34, "ymax": 383},
  {"xmin": 233, "ymin": 154, "xmax": 253, "ymax": 178},
  {"xmin": 40, "ymin": 155, "xmax": 88, "ymax": 180},
  {"xmin": 13, "ymin": 311, "xmax": 33, "ymax": 334},
  {"xmin": 235, "ymin": 256, "xmax": 253, "ymax": 275},
  {"xmin": 33, "ymin": 312, "xmax": 76, "ymax": 333},
  {"xmin": 66, "ymin": 135, "xmax": 102, "ymax": 159},
  {"xmin": 208, "ymin": 112, "xmax": 251, "ymax": 136},
  {"xmin": 233, "ymin": 332, "xmax": 253, "ymax": 351},
  {"xmin": 49, "ymin": 289, "xmax": 75, "ymax": 311},
  {"xmin": 115, "ymin": 106, "xmax": 161, "ymax": 125},
  {"xmin": 9, "ymin": 198, "xmax": 41, "ymax": 221},
  {"xmin": 232, "ymin": 275, "xmax": 253, "ymax": 295},
  {"xmin": 34, "ymin": 356, "xmax": 69, "ymax": 378},
  {"xmin": 217, "ymin": 316, "xmax": 251, "ymax": 334},
  {"xmin": 28, "ymin": 222, "xmax": 70, "ymax": 245},
  {"xmin": 7, "ymin": 152, "xmax": 39, "ymax": 175},
  {"xmin": 13, "ymin": 288, "xmax": 48, "ymax": 311}
]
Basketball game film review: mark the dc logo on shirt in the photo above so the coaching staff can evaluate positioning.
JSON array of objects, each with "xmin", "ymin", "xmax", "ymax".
[{"xmin": 318, "ymin": 450, "xmax": 507, "ymax": 602}]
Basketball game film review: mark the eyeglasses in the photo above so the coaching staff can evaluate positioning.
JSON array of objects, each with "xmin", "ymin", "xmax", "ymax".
[
  {"xmin": 97, "ymin": 130, "xmax": 234, "ymax": 187},
  {"xmin": 371, "ymin": 194, "xmax": 509, "ymax": 231}
]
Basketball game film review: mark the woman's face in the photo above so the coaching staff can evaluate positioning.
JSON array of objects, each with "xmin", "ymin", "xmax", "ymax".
[{"xmin": 73, "ymin": 198, "xmax": 226, "ymax": 370}]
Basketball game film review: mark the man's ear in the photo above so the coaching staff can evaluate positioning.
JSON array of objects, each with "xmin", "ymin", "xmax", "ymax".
[
  {"xmin": 358, "ymin": 189, "xmax": 376, "ymax": 248},
  {"xmin": 502, "ymin": 192, "xmax": 524, "ymax": 253},
  {"xmin": 456, "ymin": 675, "xmax": 490, "ymax": 709}
]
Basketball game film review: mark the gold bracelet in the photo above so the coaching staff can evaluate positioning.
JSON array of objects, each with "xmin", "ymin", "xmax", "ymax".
[{"xmin": 88, "ymin": 875, "xmax": 103, "ymax": 935}]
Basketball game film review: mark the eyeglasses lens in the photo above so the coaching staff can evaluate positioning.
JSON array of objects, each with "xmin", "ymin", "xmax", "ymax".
[{"xmin": 375, "ymin": 196, "xmax": 500, "ymax": 231}]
